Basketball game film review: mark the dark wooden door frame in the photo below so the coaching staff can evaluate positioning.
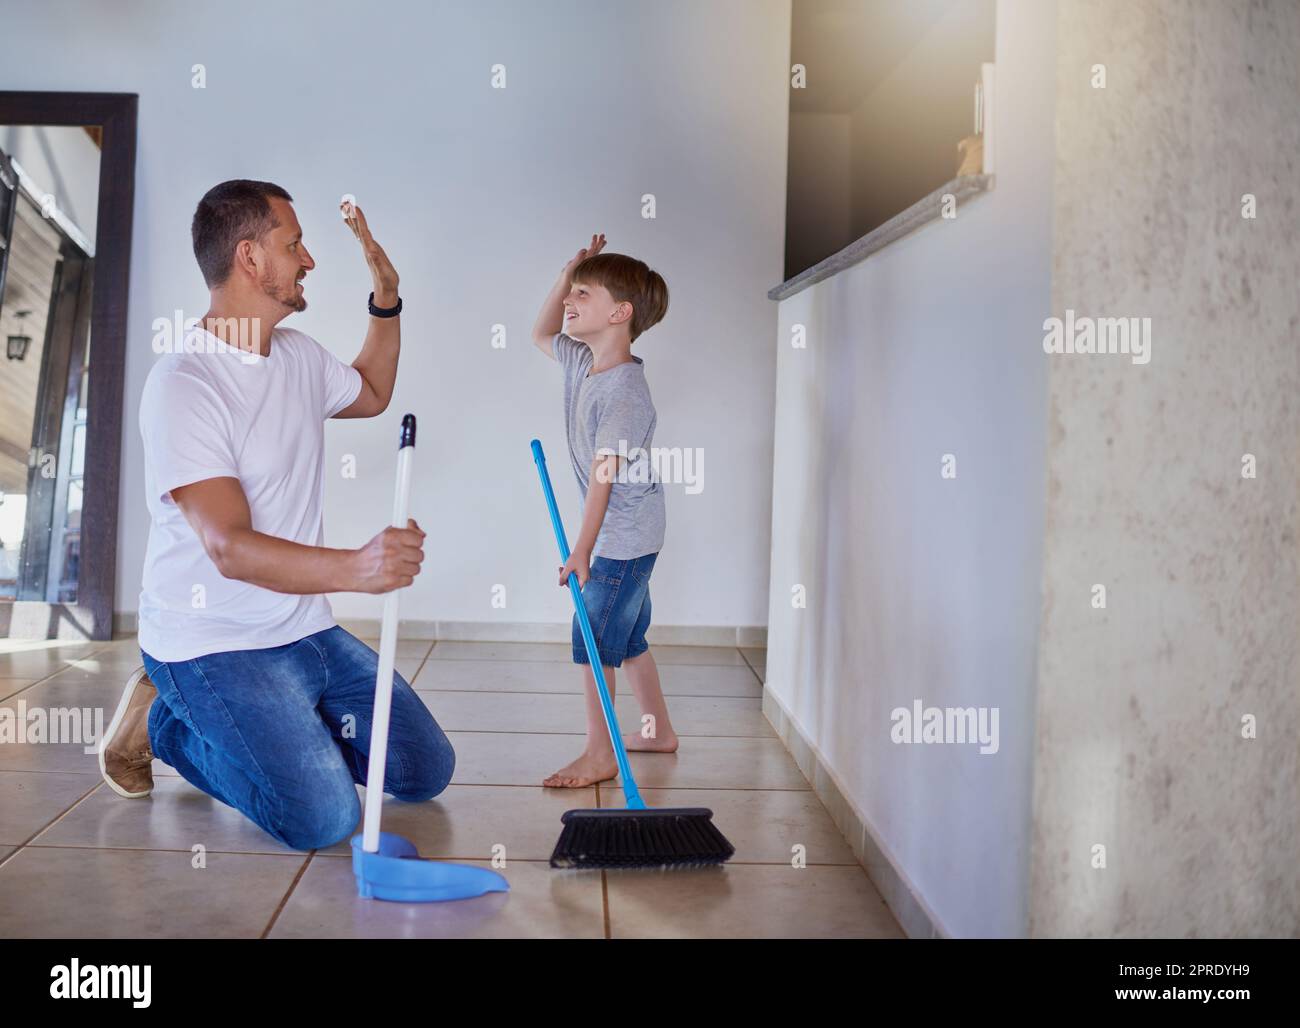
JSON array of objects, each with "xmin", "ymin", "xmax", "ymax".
[{"xmin": 0, "ymin": 92, "xmax": 137, "ymax": 640}]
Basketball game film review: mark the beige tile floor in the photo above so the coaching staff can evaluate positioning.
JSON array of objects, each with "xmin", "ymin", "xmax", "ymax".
[{"xmin": 0, "ymin": 634, "xmax": 902, "ymax": 939}]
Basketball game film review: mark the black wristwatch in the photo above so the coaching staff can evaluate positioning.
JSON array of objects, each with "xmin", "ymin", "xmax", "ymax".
[{"xmin": 368, "ymin": 292, "xmax": 403, "ymax": 318}]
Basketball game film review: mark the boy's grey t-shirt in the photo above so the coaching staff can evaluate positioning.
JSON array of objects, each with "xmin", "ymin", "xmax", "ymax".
[{"xmin": 553, "ymin": 331, "xmax": 665, "ymax": 559}]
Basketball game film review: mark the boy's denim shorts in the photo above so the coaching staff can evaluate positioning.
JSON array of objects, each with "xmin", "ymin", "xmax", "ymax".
[{"xmin": 573, "ymin": 551, "xmax": 658, "ymax": 667}]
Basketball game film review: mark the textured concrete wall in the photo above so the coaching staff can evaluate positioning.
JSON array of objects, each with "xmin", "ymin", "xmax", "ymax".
[{"xmin": 1031, "ymin": 0, "xmax": 1300, "ymax": 936}]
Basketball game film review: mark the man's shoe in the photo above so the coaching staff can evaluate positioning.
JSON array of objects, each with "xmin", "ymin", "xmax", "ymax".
[{"xmin": 98, "ymin": 665, "xmax": 158, "ymax": 798}]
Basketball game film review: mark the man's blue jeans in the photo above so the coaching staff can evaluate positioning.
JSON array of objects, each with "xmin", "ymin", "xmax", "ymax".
[{"xmin": 139, "ymin": 626, "xmax": 453, "ymax": 851}]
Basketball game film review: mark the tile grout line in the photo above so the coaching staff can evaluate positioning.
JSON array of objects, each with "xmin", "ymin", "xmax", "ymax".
[
  {"xmin": 18, "ymin": 778, "xmax": 109, "ymax": 844},
  {"xmin": 406, "ymin": 641, "xmax": 436, "ymax": 682},
  {"xmin": 261, "ymin": 853, "xmax": 315, "ymax": 939},
  {"xmin": 424, "ymin": 729, "xmax": 780, "ymax": 739},
  {"xmin": 0, "ymin": 773, "xmax": 813, "ymax": 792},
  {"xmin": 0, "ymin": 645, "xmax": 152, "ymax": 702},
  {"xmin": 739, "ymin": 659, "xmax": 764, "ymax": 688},
  {"xmin": 410, "ymin": 687, "xmax": 763, "ymax": 699},
  {"xmin": 414, "ymin": 658, "xmax": 750, "ymax": 668},
  {"xmin": 0, "ymin": 776, "xmax": 107, "ymax": 868},
  {"xmin": 0, "ymin": 772, "xmax": 813, "ymax": 792},
  {"xmin": 0, "ymin": 661, "xmax": 110, "ymax": 703},
  {"xmin": 20, "ymin": 841, "xmax": 309, "ymax": 857},
  {"xmin": 23, "ymin": 842, "xmax": 756, "ymax": 865},
  {"xmin": 0, "ymin": 640, "xmax": 118, "ymax": 661},
  {"xmin": 0, "ymin": 843, "xmax": 854, "ymax": 868}
]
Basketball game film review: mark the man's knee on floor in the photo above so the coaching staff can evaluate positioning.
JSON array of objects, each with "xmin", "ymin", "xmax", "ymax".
[
  {"xmin": 391, "ymin": 746, "xmax": 455, "ymax": 803},
  {"xmin": 274, "ymin": 784, "xmax": 361, "ymax": 851}
]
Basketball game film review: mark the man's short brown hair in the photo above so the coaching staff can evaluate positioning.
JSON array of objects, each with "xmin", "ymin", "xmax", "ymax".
[
  {"xmin": 571, "ymin": 253, "xmax": 668, "ymax": 342},
  {"xmin": 192, "ymin": 179, "xmax": 293, "ymax": 287}
]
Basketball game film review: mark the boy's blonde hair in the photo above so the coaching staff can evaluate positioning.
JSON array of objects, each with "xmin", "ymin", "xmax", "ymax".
[{"xmin": 571, "ymin": 253, "xmax": 668, "ymax": 342}]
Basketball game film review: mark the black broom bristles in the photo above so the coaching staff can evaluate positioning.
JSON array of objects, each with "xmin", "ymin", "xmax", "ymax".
[{"xmin": 549, "ymin": 807, "xmax": 735, "ymax": 869}]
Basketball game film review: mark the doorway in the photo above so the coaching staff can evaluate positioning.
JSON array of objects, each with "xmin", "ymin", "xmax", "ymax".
[{"xmin": 0, "ymin": 140, "xmax": 96, "ymax": 604}]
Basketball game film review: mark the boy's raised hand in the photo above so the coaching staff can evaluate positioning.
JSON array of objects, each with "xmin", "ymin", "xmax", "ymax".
[
  {"xmin": 341, "ymin": 200, "xmax": 400, "ymax": 305},
  {"xmin": 533, "ymin": 234, "xmax": 607, "ymax": 358},
  {"xmin": 566, "ymin": 233, "xmax": 606, "ymax": 271}
]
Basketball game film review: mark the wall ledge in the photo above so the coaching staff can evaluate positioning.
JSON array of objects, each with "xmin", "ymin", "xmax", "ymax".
[{"xmin": 769, "ymin": 173, "xmax": 995, "ymax": 301}]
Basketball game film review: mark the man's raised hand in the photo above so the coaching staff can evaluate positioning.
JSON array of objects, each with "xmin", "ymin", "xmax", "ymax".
[{"xmin": 340, "ymin": 200, "xmax": 400, "ymax": 306}]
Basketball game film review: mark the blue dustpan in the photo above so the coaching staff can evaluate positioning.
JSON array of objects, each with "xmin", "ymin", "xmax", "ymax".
[
  {"xmin": 352, "ymin": 414, "xmax": 508, "ymax": 902},
  {"xmin": 351, "ymin": 832, "xmax": 508, "ymax": 902}
]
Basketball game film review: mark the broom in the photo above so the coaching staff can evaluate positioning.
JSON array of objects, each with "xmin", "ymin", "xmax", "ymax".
[{"xmin": 530, "ymin": 439, "xmax": 734, "ymax": 869}]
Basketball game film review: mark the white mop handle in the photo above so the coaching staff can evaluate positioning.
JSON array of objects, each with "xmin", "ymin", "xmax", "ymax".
[{"xmin": 361, "ymin": 441, "xmax": 414, "ymax": 853}]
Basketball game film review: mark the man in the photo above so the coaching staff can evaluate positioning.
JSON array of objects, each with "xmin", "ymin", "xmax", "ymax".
[{"xmin": 98, "ymin": 180, "xmax": 450, "ymax": 851}]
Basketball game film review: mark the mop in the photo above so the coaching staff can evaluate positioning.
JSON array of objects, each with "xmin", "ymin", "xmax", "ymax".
[
  {"xmin": 530, "ymin": 439, "xmax": 735, "ymax": 869},
  {"xmin": 350, "ymin": 414, "xmax": 509, "ymax": 901}
]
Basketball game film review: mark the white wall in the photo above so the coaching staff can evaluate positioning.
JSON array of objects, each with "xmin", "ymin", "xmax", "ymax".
[
  {"xmin": 766, "ymin": 0, "xmax": 1056, "ymax": 938},
  {"xmin": 4, "ymin": 0, "xmax": 790, "ymax": 632}
]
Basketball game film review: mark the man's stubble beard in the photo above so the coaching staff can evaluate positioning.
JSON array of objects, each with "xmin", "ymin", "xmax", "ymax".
[{"xmin": 261, "ymin": 267, "xmax": 307, "ymax": 312}]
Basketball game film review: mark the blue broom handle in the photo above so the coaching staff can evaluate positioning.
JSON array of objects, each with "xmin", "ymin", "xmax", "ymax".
[{"xmin": 531, "ymin": 439, "xmax": 645, "ymax": 810}]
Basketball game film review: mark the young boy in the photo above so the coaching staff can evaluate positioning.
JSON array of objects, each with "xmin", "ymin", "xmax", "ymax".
[{"xmin": 530, "ymin": 235, "xmax": 677, "ymax": 788}]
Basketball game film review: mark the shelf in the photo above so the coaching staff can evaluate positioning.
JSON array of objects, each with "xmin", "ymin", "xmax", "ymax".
[{"xmin": 768, "ymin": 173, "xmax": 995, "ymax": 302}]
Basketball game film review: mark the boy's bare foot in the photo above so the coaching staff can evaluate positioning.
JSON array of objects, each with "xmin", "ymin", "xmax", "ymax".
[
  {"xmin": 543, "ymin": 749, "xmax": 619, "ymax": 788},
  {"xmin": 622, "ymin": 730, "xmax": 679, "ymax": 753}
]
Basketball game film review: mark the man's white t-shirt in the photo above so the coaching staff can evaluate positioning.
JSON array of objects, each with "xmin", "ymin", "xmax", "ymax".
[{"xmin": 137, "ymin": 325, "xmax": 363, "ymax": 662}]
